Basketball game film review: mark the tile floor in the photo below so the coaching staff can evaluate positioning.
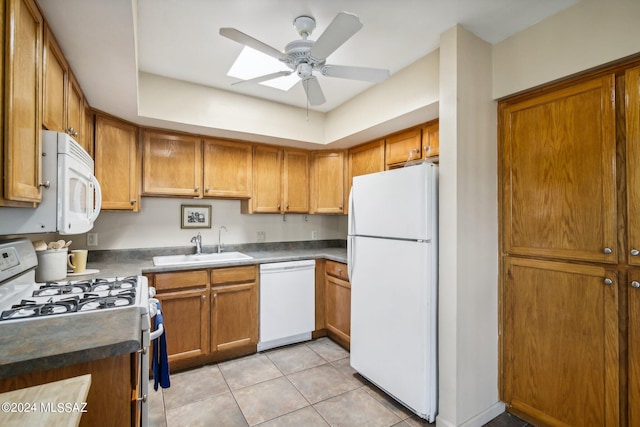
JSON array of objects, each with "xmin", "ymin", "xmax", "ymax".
[{"xmin": 148, "ymin": 337, "xmax": 526, "ymax": 427}]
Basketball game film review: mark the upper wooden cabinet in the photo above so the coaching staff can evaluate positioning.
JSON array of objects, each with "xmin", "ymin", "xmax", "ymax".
[
  {"xmin": 283, "ymin": 149, "xmax": 309, "ymax": 213},
  {"xmin": 421, "ymin": 120, "xmax": 439, "ymax": 159},
  {"xmin": 310, "ymin": 151, "xmax": 345, "ymax": 214},
  {"xmin": 242, "ymin": 146, "xmax": 309, "ymax": 214},
  {"xmin": 203, "ymin": 139, "xmax": 252, "ymax": 198},
  {"xmin": 626, "ymin": 66, "xmax": 640, "ymax": 267},
  {"xmin": 143, "ymin": 131, "xmax": 203, "ymax": 197},
  {"xmin": 42, "ymin": 25, "xmax": 67, "ymax": 134},
  {"xmin": 94, "ymin": 115, "xmax": 139, "ymax": 211},
  {"xmin": 385, "ymin": 128, "xmax": 421, "ymax": 168},
  {"xmin": 67, "ymin": 73, "xmax": 84, "ymax": 145},
  {"xmin": 346, "ymin": 139, "xmax": 385, "ymax": 214},
  {"xmin": 3, "ymin": 0, "xmax": 43, "ymax": 203},
  {"xmin": 500, "ymin": 75, "xmax": 617, "ymax": 264}
]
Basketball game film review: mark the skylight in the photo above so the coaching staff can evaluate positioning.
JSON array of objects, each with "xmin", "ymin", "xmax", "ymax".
[{"xmin": 227, "ymin": 46, "xmax": 298, "ymax": 91}]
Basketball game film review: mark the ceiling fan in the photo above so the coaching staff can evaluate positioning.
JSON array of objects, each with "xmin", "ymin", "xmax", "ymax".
[{"xmin": 219, "ymin": 12, "xmax": 390, "ymax": 106}]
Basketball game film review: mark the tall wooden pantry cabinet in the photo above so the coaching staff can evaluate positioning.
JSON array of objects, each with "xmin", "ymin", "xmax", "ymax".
[{"xmin": 499, "ymin": 60, "xmax": 640, "ymax": 427}]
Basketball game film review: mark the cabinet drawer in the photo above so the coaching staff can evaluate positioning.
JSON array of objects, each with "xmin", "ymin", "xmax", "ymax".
[
  {"xmin": 211, "ymin": 265, "xmax": 257, "ymax": 285},
  {"xmin": 154, "ymin": 270, "xmax": 209, "ymax": 291},
  {"xmin": 325, "ymin": 261, "xmax": 349, "ymax": 281}
]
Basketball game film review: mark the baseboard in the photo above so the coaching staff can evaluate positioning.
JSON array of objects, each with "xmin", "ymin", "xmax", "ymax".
[{"xmin": 436, "ymin": 401, "xmax": 505, "ymax": 427}]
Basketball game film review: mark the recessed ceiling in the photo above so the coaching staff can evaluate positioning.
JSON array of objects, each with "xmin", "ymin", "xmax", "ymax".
[{"xmin": 37, "ymin": 0, "xmax": 579, "ymax": 128}]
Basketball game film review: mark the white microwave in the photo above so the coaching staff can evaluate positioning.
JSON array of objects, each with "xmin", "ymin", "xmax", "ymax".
[{"xmin": 0, "ymin": 131, "xmax": 102, "ymax": 235}]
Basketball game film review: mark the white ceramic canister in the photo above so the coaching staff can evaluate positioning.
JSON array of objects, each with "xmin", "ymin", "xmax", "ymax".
[{"xmin": 35, "ymin": 248, "xmax": 68, "ymax": 282}]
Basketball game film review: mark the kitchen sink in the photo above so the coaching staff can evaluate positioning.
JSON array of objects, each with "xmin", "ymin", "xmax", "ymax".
[{"xmin": 152, "ymin": 252, "xmax": 253, "ymax": 267}]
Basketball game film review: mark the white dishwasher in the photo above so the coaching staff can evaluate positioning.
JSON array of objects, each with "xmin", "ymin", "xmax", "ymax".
[{"xmin": 258, "ymin": 260, "xmax": 316, "ymax": 351}]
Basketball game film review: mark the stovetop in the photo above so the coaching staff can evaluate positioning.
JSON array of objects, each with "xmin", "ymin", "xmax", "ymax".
[{"xmin": 0, "ymin": 276, "xmax": 146, "ymax": 321}]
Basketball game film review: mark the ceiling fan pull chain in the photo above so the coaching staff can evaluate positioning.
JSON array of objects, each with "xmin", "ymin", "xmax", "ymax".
[{"xmin": 305, "ymin": 80, "xmax": 309, "ymax": 121}]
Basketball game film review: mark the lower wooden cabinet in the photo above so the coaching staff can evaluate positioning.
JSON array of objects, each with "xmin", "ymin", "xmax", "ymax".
[
  {"xmin": 502, "ymin": 257, "xmax": 619, "ymax": 426},
  {"xmin": 0, "ymin": 353, "xmax": 136, "ymax": 427},
  {"xmin": 148, "ymin": 265, "xmax": 258, "ymax": 371},
  {"xmin": 325, "ymin": 260, "xmax": 351, "ymax": 350},
  {"xmin": 210, "ymin": 266, "xmax": 259, "ymax": 353},
  {"xmin": 630, "ymin": 269, "xmax": 640, "ymax": 427}
]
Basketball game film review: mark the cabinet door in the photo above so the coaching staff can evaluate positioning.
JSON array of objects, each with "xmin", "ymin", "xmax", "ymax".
[
  {"xmin": 346, "ymin": 139, "xmax": 385, "ymax": 214},
  {"xmin": 67, "ymin": 72, "xmax": 83, "ymax": 145},
  {"xmin": 156, "ymin": 288, "xmax": 210, "ymax": 364},
  {"xmin": 42, "ymin": 25, "xmax": 67, "ymax": 133},
  {"xmin": 502, "ymin": 257, "xmax": 618, "ymax": 426},
  {"xmin": 500, "ymin": 75, "xmax": 617, "ymax": 263},
  {"xmin": 143, "ymin": 131, "xmax": 202, "ymax": 196},
  {"xmin": 421, "ymin": 121, "xmax": 439, "ymax": 158},
  {"xmin": 249, "ymin": 145, "xmax": 282, "ymax": 213},
  {"xmin": 325, "ymin": 263, "xmax": 350, "ymax": 350},
  {"xmin": 630, "ymin": 270, "xmax": 640, "ymax": 427},
  {"xmin": 83, "ymin": 101, "xmax": 94, "ymax": 157},
  {"xmin": 203, "ymin": 139, "xmax": 251, "ymax": 198},
  {"xmin": 4, "ymin": 0, "xmax": 43, "ymax": 203},
  {"xmin": 310, "ymin": 151, "xmax": 345, "ymax": 214},
  {"xmin": 627, "ymin": 67, "xmax": 640, "ymax": 266},
  {"xmin": 94, "ymin": 115, "xmax": 139, "ymax": 211},
  {"xmin": 283, "ymin": 149, "xmax": 309, "ymax": 213},
  {"xmin": 385, "ymin": 128, "xmax": 421, "ymax": 167},
  {"xmin": 211, "ymin": 282, "xmax": 258, "ymax": 352}
]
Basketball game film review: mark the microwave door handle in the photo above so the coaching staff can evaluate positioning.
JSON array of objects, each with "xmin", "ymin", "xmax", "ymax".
[{"xmin": 90, "ymin": 174, "xmax": 102, "ymax": 223}]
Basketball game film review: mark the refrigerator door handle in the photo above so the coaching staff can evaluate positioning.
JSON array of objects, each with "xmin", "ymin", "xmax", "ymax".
[
  {"xmin": 348, "ymin": 188, "xmax": 355, "ymax": 235},
  {"xmin": 347, "ymin": 236, "xmax": 355, "ymax": 281}
]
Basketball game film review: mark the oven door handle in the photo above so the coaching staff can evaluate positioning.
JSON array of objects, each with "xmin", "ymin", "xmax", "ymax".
[{"xmin": 149, "ymin": 324, "xmax": 164, "ymax": 341}]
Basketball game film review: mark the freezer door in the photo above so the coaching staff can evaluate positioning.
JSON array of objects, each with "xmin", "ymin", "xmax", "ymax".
[
  {"xmin": 350, "ymin": 163, "xmax": 437, "ymax": 241},
  {"xmin": 350, "ymin": 236, "xmax": 437, "ymax": 421}
]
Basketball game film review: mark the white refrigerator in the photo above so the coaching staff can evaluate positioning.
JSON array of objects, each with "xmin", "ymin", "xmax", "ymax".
[{"xmin": 348, "ymin": 162, "xmax": 438, "ymax": 422}]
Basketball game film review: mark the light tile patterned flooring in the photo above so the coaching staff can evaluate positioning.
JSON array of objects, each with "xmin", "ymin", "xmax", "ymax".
[{"xmin": 148, "ymin": 337, "xmax": 523, "ymax": 427}]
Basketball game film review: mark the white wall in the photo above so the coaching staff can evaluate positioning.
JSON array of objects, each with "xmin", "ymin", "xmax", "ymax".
[
  {"xmin": 437, "ymin": 25, "xmax": 501, "ymax": 427},
  {"xmin": 89, "ymin": 197, "xmax": 346, "ymax": 250},
  {"xmin": 493, "ymin": 0, "xmax": 640, "ymax": 99}
]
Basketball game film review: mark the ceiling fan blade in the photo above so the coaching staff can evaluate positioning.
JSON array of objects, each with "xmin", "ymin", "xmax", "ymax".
[
  {"xmin": 219, "ymin": 27, "xmax": 288, "ymax": 61},
  {"xmin": 231, "ymin": 71, "xmax": 292, "ymax": 86},
  {"xmin": 302, "ymin": 77, "xmax": 326, "ymax": 106},
  {"xmin": 321, "ymin": 65, "xmax": 389, "ymax": 83},
  {"xmin": 309, "ymin": 12, "xmax": 362, "ymax": 60}
]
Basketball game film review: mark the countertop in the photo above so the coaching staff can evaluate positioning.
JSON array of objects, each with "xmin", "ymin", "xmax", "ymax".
[{"xmin": 0, "ymin": 244, "xmax": 347, "ymax": 380}]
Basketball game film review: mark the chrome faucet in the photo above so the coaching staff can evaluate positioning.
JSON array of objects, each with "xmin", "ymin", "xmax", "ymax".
[
  {"xmin": 190, "ymin": 232, "xmax": 202, "ymax": 254},
  {"xmin": 218, "ymin": 226, "xmax": 228, "ymax": 253}
]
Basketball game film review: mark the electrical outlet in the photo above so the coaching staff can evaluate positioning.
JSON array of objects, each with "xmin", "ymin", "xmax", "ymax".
[
  {"xmin": 257, "ymin": 231, "xmax": 266, "ymax": 243},
  {"xmin": 311, "ymin": 230, "xmax": 317, "ymax": 240},
  {"xmin": 87, "ymin": 233, "xmax": 98, "ymax": 247}
]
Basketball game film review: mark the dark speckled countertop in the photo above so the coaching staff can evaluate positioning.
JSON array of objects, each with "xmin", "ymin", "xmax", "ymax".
[{"xmin": 0, "ymin": 241, "xmax": 347, "ymax": 380}]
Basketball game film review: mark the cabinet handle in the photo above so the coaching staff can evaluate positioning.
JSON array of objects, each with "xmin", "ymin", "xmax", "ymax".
[
  {"xmin": 38, "ymin": 181, "xmax": 50, "ymax": 189},
  {"xmin": 631, "ymin": 248, "xmax": 640, "ymax": 256},
  {"xmin": 338, "ymin": 205, "xmax": 343, "ymax": 210},
  {"xmin": 205, "ymin": 186, "xmax": 210, "ymax": 193},
  {"xmin": 604, "ymin": 278, "xmax": 613, "ymax": 285},
  {"xmin": 194, "ymin": 186, "xmax": 200, "ymax": 192},
  {"xmin": 411, "ymin": 148, "xmax": 419, "ymax": 153},
  {"xmin": 130, "ymin": 199, "xmax": 136, "ymax": 205},
  {"xmin": 277, "ymin": 204, "xmax": 281, "ymax": 209},
  {"xmin": 213, "ymin": 293, "xmax": 217, "ymax": 298},
  {"xmin": 286, "ymin": 204, "xmax": 289, "ymax": 210},
  {"xmin": 201, "ymin": 295, "xmax": 206, "ymax": 300},
  {"xmin": 603, "ymin": 247, "xmax": 612, "ymax": 254},
  {"xmin": 632, "ymin": 281, "xmax": 640, "ymax": 289}
]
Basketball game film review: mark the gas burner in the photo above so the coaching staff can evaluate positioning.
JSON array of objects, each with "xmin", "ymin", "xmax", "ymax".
[
  {"xmin": 77, "ymin": 294, "xmax": 135, "ymax": 312},
  {"xmin": 33, "ymin": 282, "xmax": 91, "ymax": 296},
  {"xmin": 84, "ymin": 289, "xmax": 136, "ymax": 299},
  {"xmin": 74, "ymin": 276, "xmax": 138, "ymax": 292},
  {"xmin": 0, "ymin": 297, "xmax": 78, "ymax": 320}
]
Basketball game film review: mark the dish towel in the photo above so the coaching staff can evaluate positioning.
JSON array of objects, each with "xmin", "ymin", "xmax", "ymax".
[{"xmin": 152, "ymin": 301, "xmax": 170, "ymax": 390}]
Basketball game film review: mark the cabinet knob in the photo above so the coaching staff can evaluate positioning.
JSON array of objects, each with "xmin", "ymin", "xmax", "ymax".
[
  {"xmin": 194, "ymin": 186, "xmax": 200, "ymax": 192},
  {"xmin": 632, "ymin": 281, "xmax": 640, "ymax": 289},
  {"xmin": 338, "ymin": 205, "xmax": 343, "ymax": 210},
  {"xmin": 202, "ymin": 295, "xmax": 206, "ymax": 300},
  {"xmin": 603, "ymin": 247, "xmax": 612, "ymax": 254},
  {"xmin": 213, "ymin": 293, "xmax": 217, "ymax": 298},
  {"xmin": 38, "ymin": 181, "xmax": 50, "ymax": 189},
  {"xmin": 631, "ymin": 248, "xmax": 640, "ymax": 256},
  {"xmin": 205, "ymin": 186, "xmax": 210, "ymax": 193},
  {"xmin": 286, "ymin": 204, "xmax": 289, "ymax": 210},
  {"xmin": 604, "ymin": 278, "xmax": 613, "ymax": 285},
  {"xmin": 130, "ymin": 199, "xmax": 136, "ymax": 205},
  {"xmin": 277, "ymin": 204, "xmax": 281, "ymax": 209}
]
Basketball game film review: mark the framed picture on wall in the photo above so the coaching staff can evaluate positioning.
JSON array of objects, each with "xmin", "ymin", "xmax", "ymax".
[{"xmin": 181, "ymin": 205, "xmax": 212, "ymax": 229}]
